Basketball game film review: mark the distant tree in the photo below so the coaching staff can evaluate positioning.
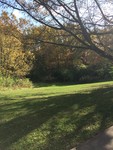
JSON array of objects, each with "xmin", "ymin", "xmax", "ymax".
[{"xmin": 24, "ymin": 26, "xmax": 76, "ymax": 81}]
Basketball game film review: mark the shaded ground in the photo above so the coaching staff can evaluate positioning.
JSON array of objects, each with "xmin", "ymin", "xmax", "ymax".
[{"xmin": 0, "ymin": 82, "xmax": 113, "ymax": 149}]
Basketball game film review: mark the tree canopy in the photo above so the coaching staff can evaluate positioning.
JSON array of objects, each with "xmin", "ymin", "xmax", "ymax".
[
  {"xmin": 0, "ymin": 12, "xmax": 34, "ymax": 78},
  {"xmin": 0, "ymin": 0, "xmax": 113, "ymax": 61}
]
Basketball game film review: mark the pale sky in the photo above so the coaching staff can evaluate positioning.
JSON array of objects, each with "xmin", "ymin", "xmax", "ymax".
[
  {"xmin": 6, "ymin": 0, "xmax": 113, "ymax": 26},
  {"xmin": 13, "ymin": 10, "xmax": 23, "ymax": 19}
]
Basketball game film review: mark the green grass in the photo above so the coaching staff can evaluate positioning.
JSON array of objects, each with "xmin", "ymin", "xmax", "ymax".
[{"xmin": 0, "ymin": 81, "xmax": 113, "ymax": 150}]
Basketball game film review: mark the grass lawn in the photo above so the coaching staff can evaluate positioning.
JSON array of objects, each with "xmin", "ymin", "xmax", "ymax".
[{"xmin": 0, "ymin": 81, "xmax": 113, "ymax": 150}]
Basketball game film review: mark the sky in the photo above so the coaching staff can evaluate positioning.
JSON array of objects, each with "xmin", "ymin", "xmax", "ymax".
[
  {"xmin": 12, "ymin": 1, "xmax": 113, "ymax": 20},
  {"xmin": 13, "ymin": 9, "xmax": 23, "ymax": 18},
  {"xmin": 1, "ymin": 0, "xmax": 113, "ymax": 26}
]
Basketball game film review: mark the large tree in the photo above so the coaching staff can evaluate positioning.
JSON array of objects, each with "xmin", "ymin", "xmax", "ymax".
[
  {"xmin": 0, "ymin": 12, "xmax": 34, "ymax": 78},
  {"xmin": 0, "ymin": 0, "xmax": 113, "ymax": 61}
]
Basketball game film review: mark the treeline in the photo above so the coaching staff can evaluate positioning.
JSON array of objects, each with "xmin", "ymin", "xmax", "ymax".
[{"xmin": 0, "ymin": 12, "xmax": 113, "ymax": 85}]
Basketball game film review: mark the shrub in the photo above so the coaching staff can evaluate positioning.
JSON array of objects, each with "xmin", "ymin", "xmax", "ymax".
[
  {"xmin": 0, "ymin": 75, "xmax": 32, "ymax": 88},
  {"xmin": 15, "ymin": 78, "xmax": 33, "ymax": 88}
]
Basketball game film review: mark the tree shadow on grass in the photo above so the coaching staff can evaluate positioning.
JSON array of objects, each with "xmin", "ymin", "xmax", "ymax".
[{"xmin": 0, "ymin": 87, "xmax": 113, "ymax": 149}]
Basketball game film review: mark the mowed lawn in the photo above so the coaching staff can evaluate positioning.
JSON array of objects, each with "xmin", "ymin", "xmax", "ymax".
[{"xmin": 0, "ymin": 81, "xmax": 113, "ymax": 150}]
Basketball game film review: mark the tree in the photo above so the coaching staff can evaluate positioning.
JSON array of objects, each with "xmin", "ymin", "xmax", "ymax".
[
  {"xmin": 0, "ymin": 0, "xmax": 113, "ymax": 61},
  {"xmin": 24, "ymin": 26, "xmax": 76, "ymax": 81},
  {"xmin": 0, "ymin": 12, "xmax": 34, "ymax": 78}
]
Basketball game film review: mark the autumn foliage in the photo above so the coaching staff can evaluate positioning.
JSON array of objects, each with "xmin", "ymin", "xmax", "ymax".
[{"xmin": 0, "ymin": 12, "xmax": 34, "ymax": 79}]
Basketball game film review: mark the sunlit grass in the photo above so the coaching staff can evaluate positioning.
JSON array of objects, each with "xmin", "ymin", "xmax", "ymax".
[{"xmin": 0, "ymin": 81, "xmax": 113, "ymax": 150}]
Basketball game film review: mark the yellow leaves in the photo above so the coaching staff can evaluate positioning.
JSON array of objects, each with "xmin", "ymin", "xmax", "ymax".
[
  {"xmin": 0, "ymin": 47, "xmax": 34, "ymax": 77},
  {"xmin": 0, "ymin": 32, "xmax": 34, "ymax": 77},
  {"xmin": 0, "ymin": 11, "xmax": 34, "ymax": 78}
]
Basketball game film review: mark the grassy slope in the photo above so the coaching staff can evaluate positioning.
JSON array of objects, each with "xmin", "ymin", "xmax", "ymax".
[{"xmin": 0, "ymin": 81, "xmax": 113, "ymax": 150}]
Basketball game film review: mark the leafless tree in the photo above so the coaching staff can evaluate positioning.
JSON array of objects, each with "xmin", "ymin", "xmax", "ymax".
[{"xmin": 0, "ymin": 0, "xmax": 113, "ymax": 61}]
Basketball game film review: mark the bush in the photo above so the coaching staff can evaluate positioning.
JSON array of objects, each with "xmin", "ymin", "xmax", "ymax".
[
  {"xmin": 15, "ymin": 78, "xmax": 33, "ymax": 88},
  {"xmin": 78, "ymin": 63, "xmax": 113, "ymax": 83},
  {"xmin": 0, "ymin": 75, "xmax": 32, "ymax": 88},
  {"xmin": 53, "ymin": 69, "xmax": 76, "ymax": 82}
]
